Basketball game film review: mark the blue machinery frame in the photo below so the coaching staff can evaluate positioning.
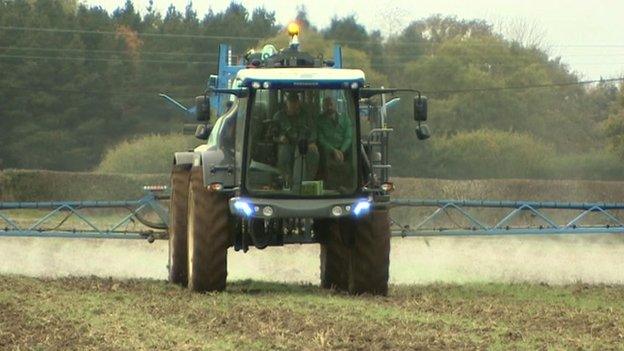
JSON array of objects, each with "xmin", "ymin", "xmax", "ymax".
[
  {"xmin": 1, "ymin": 195, "xmax": 623, "ymax": 241},
  {"xmin": 391, "ymin": 199, "xmax": 624, "ymax": 237},
  {"xmin": 0, "ymin": 193, "xmax": 169, "ymax": 241}
]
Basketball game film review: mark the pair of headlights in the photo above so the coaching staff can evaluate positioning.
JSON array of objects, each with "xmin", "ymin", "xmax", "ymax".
[
  {"xmin": 233, "ymin": 201, "xmax": 274, "ymax": 217},
  {"xmin": 330, "ymin": 201, "xmax": 371, "ymax": 217},
  {"xmin": 232, "ymin": 199, "xmax": 371, "ymax": 218}
]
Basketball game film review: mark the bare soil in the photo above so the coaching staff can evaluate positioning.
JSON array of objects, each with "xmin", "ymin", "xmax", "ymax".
[{"xmin": 0, "ymin": 275, "xmax": 622, "ymax": 350}]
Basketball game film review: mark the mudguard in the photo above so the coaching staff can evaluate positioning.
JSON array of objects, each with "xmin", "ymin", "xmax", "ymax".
[
  {"xmin": 198, "ymin": 149, "xmax": 236, "ymax": 188},
  {"xmin": 174, "ymin": 151, "xmax": 195, "ymax": 166}
]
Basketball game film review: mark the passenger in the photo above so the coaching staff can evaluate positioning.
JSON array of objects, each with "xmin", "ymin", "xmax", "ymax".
[
  {"xmin": 273, "ymin": 92, "xmax": 319, "ymax": 184},
  {"xmin": 318, "ymin": 96, "xmax": 353, "ymax": 189}
]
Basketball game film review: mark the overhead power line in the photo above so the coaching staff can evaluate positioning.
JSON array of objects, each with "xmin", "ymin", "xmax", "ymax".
[
  {"xmin": 0, "ymin": 53, "xmax": 215, "ymax": 65},
  {"xmin": 2, "ymin": 85, "xmax": 201, "ymax": 97},
  {"xmin": 2, "ymin": 25, "xmax": 624, "ymax": 48},
  {"xmin": 1, "ymin": 45, "xmax": 623, "ymax": 74},
  {"xmin": 0, "ymin": 25, "xmax": 264, "ymax": 41},
  {"xmin": 2, "ymin": 46, "xmax": 623, "ymax": 70},
  {"xmin": 424, "ymin": 77, "xmax": 624, "ymax": 95},
  {"xmin": 368, "ymin": 62, "xmax": 624, "ymax": 68},
  {"xmin": 0, "ymin": 45, "xmax": 220, "ymax": 57}
]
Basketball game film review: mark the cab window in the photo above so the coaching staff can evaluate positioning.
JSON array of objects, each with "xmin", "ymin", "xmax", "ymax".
[{"xmin": 244, "ymin": 88, "xmax": 358, "ymax": 197}]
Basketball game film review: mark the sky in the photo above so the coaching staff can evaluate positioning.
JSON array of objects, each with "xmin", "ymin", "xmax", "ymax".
[{"xmin": 82, "ymin": 0, "xmax": 624, "ymax": 80}]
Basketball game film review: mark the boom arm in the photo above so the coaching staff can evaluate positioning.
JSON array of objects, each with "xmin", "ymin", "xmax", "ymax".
[{"xmin": 158, "ymin": 93, "xmax": 197, "ymax": 119}]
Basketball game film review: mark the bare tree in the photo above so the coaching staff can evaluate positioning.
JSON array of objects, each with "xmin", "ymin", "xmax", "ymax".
[
  {"xmin": 491, "ymin": 16, "xmax": 548, "ymax": 50},
  {"xmin": 372, "ymin": 1, "xmax": 409, "ymax": 38}
]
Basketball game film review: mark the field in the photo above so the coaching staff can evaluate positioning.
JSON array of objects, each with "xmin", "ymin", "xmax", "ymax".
[
  {"xmin": 1, "ymin": 275, "xmax": 623, "ymax": 350},
  {"xmin": 0, "ymin": 235, "xmax": 623, "ymax": 350}
]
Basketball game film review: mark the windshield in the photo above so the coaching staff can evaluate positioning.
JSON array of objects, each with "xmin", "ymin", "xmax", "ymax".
[{"xmin": 245, "ymin": 88, "xmax": 358, "ymax": 197}]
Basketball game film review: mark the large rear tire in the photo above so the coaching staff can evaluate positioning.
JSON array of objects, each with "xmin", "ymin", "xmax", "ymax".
[
  {"xmin": 168, "ymin": 164, "xmax": 191, "ymax": 286},
  {"xmin": 318, "ymin": 219, "xmax": 350, "ymax": 291},
  {"xmin": 347, "ymin": 209, "xmax": 391, "ymax": 296},
  {"xmin": 187, "ymin": 167, "xmax": 231, "ymax": 293}
]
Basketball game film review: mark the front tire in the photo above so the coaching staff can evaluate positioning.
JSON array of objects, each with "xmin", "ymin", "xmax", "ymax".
[
  {"xmin": 187, "ymin": 166, "xmax": 231, "ymax": 292},
  {"xmin": 347, "ymin": 209, "xmax": 391, "ymax": 295},
  {"xmin": 318, "ymin": 219, "xmax": 350, "ymax": 291},
  {"xmin": 168, "ymin": 164, "xmax": 191, "ymax": 286}
]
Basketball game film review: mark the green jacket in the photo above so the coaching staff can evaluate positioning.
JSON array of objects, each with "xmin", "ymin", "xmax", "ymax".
[
  {"xmin": 318, "ymin": 111, "xmax": 352, "ymax": 153},
  {"xmin": 273, "ymin": 109, "xmax": 317, "ymax": 143}
]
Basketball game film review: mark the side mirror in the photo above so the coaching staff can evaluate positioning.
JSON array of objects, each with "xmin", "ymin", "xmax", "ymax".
[
  {"xmin": 195, "ymin": 124, "xmax": 212, "ymax": 140},
  {"xmin": 415, "ymin": 123, "xmax": 431, "ymax": 140},
  {"xmin": 414, "ymin": 96, "xmax": 428, "ymax": 121},
  {"xmin": 195, "ymin": 95, "xmax": 210, "ymax": 122}
]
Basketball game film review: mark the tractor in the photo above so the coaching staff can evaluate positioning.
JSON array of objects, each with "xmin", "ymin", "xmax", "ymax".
[{"xmin": 161, "ymin": 23, "xmax": 429, "ymax": 295}]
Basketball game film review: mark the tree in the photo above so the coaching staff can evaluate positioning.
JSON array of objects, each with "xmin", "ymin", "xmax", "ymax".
[
  {"xmin": 324, "ymin": 15, "xmax": 369, "ymax": 52},
  {"xmin": 603, "ymin": 84, "xmax": 624, "ymax": 159},
  {"xmin": 112, "ymin": 0, "xmax": 141, "ymax": 29},
  {"xmin": 0, "ymin": 0, "xmax": 278, "ymax": 170},
  {"xmin": 0, "ymin": 2, "xmax": 619, "ymax": 182},
  {"xmin": 294, "ymin": 5, "xmax": 314, "ymax": 31}
]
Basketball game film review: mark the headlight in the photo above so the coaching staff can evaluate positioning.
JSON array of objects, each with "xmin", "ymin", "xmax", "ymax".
[
  {"xmin": 233, "ymin": 200, "xmax": 254, "ymax": 217},
  {"xmin": 262, "ymin": 206, "xmax": 274, "ymax": 217},
  {"xmin": 331, "ymin": 206, "xmax": 343, "ymax": 217},
  {"xmin": 352, "ymin": 200, "xmax": 371, "ymax": 217}
]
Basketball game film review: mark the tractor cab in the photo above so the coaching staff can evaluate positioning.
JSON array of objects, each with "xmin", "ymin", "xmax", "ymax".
[{"xmin": 239, "ymin": 68, "xmax": 364, "ymax": 198}]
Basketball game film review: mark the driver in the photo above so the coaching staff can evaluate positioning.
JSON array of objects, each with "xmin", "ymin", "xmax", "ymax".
[{"xmin": 273, "ymin": 92, "xmax": 319, "ymax": 184}]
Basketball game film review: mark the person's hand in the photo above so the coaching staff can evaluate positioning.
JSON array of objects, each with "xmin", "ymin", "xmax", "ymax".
[
  {"xmin": 333, "ymin": 148, "xmax": 344, "ymax": 162},
  {"xmin": 308, "ymin": 143, "xmax": 318, "ymax": 154}
]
